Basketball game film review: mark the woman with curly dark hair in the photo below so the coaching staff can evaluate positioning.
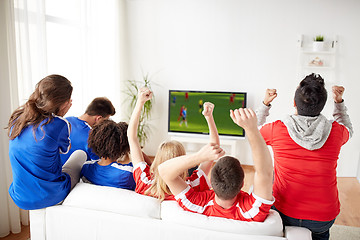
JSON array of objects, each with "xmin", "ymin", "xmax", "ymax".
[{"xmin": 80, "ymin": 119, "xmax": 136, "ymax": 190}]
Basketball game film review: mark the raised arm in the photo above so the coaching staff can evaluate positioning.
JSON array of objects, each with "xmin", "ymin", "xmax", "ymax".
[
  {"xmin": 230, "ymin": 108, "xmax": 273, "ymax": 201},
  {"xmin": 159, "ymin": 143, "xmax": 225, "ymax": 196},
  {"xmin": 332, "ymin": 86, "xmax": 353, "ymax": 138},
  {"xmin": 127, "ymin": 88, "xmax": 153, "ymax": 166},
  {"xmin": 198, "ymin": 102, "xmax": 219, "ymax": 175},
  {"xmin": 256, "ymin": 89, "xmax": 277, "ymax": 126}
]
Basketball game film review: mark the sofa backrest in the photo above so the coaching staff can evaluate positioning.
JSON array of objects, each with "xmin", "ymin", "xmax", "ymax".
[
  {"xmin": 62, "ymin": 183, "xmax": 161, "ymax": 219},
  {"xmin": 160, "ymin": 200, "xmax": 284, "ymax": 237},
  {"xmin": 63, "ymin": 183, "xmax": 283, "ymax": 237}
]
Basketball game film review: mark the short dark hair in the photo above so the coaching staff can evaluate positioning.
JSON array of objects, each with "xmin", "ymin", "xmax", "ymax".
[
  {"xmin": 88, "ymin": 120, "xmax": 129, "ymax": 160},
  {"xmin": 294, "ymin": 73, "xmax": 327, "ymax": 117},
  {"xmin": 85, "ymin": 97, "xmax": 115, "ymax": 117},
  {"xmin": 210, "ymin": 156, "xmax": 244, "ymax": 200}
]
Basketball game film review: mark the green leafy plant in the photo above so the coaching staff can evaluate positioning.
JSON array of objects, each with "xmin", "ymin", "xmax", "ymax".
[
  {"xmin": 124, "ymin": 73, "xmax": 154, "ymax": 147},
  {"xmin": 314, "ymin": 35, "xmax": 324, "ymax": 42}
]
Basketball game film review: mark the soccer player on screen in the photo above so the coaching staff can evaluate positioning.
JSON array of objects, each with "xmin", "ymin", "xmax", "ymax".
[
  {"xmin": 229, "ymin": 93, "xmax": 235, "ymax": 105},
  {"xmin": 185, "ymin": 92, "xmax": 189, "ymax": 101},
  {"xmin": 198, "ymin": 99, "xmax": 204, "ymax": 113},
  {"xmin": 179, "ymin": 107, "xmax": 188, "ymax": 127},
  {"xmin": 177, "ymin": 105, "xmax": 185, "ymax": 121}
]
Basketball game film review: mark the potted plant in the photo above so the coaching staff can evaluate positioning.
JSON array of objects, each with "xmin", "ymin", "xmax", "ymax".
[
  {"xmin": 313, "ymin": 35, "xmax": 325, "ymax": 51},
  {"xmin": 124, "ymin": 73, "xmax": 154, "ymax": 147}
]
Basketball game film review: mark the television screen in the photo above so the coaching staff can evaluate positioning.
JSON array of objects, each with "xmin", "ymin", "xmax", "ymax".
[{"xmin": 168, "ymin": 90, "xmax": 247, "ymax": 137}]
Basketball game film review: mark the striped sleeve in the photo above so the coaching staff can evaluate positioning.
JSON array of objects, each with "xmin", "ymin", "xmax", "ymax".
[
  {"xmin": 237, "ymin": 191, "xmax": 275, "ymax": 222},
  {"xmin": 133, "ymin": 162, "xmax": 153, "ymax": 195},
  {"xmin": 56, "ymin": 117, "xmax": 71, "ymax": 154},
  {"xmin": 186, "ymin": 168, "xmax": 211, "ymax": 191},
  {"xmin": 175, "ymin": 186, "xmax": 214, "ymax": 214}
]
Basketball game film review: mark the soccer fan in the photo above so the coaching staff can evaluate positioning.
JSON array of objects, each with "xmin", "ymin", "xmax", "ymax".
[
  {"xmin": 159, "ymin": 107, "xmax": 274, "ymax": 222},
  {"xmin": 60, "ymin": 97, "xmax": 115, "ymax": 165},
  {"xmin": 257, "ymin": 73, "xmax": 353, "ymax": 240}
]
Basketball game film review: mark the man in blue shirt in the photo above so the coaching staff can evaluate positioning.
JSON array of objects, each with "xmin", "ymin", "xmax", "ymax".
[{"xmin": 61, "ymin": 97, "xmax": 116, "ymax": 165}]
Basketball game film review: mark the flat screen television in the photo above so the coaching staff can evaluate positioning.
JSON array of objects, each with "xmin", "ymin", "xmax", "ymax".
[{"xmin": 168, "ymin": 90, "xmax": 247, "ymax": 137}]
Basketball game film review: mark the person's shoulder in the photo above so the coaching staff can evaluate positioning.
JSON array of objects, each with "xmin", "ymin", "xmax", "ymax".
[
  {"xmin": 237, "ymin": 190, "xmax": 250, "ymax": 200},
  {"xmin": 48, "ymin": 115, "xmax": 69, "ymax": 130},
  {"xmin": 114, "ymin": 161, "xmax": 133, "ymax": 167},
  {"xmin": 271, "ymin": 119, "xmax": 284, "ymax": 125},
  {"xmin": 65, "ymin": 116, "xmax": 78, "ymax": 123},
  {"xmin": 82, "ymin": 160, "xmax": 99, "ymax": 167},
  {"xmin": 110, "ymin": 162, "xmax": 134, "ymax": 172},
  {"xmin": 331, "ymin": 120, "xmax": 350, "ymax": 133},
  {"xmin": 260, "ymin": 119, "xmax": 284, "ymax": 130},
  {"xmin": 53, "ymin": 115, "xmax": 69, "ymax": 123},
  {"xmin": 66, "ymin": 116, "xmax": 89, "ymax": 127}
]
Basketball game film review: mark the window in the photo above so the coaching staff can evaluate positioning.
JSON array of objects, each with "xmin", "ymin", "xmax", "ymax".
[{"xmin": 13, "ymin": 0, "xmax": 121, "ymax": 118}]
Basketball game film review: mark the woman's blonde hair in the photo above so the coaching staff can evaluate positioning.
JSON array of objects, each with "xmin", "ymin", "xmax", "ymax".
[{"xmin": 145, "ymin": 140, "xmax": 187, "ymax": 201}]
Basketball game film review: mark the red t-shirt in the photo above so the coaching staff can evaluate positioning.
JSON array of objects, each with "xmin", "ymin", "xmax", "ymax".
[
  {"xmin": 133, "ymin": 162, "xmax": 211, "ymax": 200},
  {"xmin": 175, "ymin": 186, "xmax": 274, "ymax": 222},
  {"xmin": 260, "ymin": 120, "xmax": 349, "ymax": 221}
]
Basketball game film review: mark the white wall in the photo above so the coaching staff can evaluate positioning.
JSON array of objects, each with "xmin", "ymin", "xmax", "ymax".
[{"xmin": 123, "ymin": 0, "xmax": 360, "ymax": 177}]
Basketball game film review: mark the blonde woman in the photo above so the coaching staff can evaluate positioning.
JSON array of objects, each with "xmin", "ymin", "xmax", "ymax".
[{"xmin": 128, "ymin": 88, "xmax": 219, "ymax": 201}]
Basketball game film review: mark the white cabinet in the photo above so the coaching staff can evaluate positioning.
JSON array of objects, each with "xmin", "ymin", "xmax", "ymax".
[
  {"xmin": 170, "ymin": 134, "xmax": 239, "ymax": 157},
  {"xmin": 297, "ymin": 35, "xmax": 338, "ymax": 83}
]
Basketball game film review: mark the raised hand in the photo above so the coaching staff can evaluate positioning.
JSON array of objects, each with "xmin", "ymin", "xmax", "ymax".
[
  {"xmin": 196, "ymin": 143, "xmax": 225, "ymax": 162},
  {"xmin": 332, "ymin": 86, "xmax": 344, "ymax": 103},
  {"xmin": 138, "ymin": 87, "xmax": 153, "ymax": 104},
  {"xmin": 263, "ymin": 89, "xmax": 277, "ymax": 106},
  {"xmin": 202, "ymin": 102, "xmax": 214, "ymax": 117},
  {"xmin": 230, "ymin": 108, "xmax": 258, "ymax": 131}
]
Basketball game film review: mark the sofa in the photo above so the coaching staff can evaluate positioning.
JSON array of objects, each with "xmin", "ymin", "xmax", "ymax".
[{"xmin": 30, "ymin": 183, "xmax": 311, "ymax": 240}]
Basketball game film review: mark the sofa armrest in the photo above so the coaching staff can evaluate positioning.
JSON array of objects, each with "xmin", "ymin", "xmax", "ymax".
[
  {"xmin": 29, "ymin": 209, "xmax": 46, "ymax": 240},
  {"xmin": 284, "ymin": 226, "xmax": 311, "ymax": 240}
]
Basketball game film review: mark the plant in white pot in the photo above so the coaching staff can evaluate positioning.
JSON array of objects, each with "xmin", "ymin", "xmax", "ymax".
[
  {"xmin": 313, "ymin": 35, "xmax": 325, "ymax": 51},
  {"xmin": 124, "ymin": 73, "xmax": 154, "ymax": 148}
]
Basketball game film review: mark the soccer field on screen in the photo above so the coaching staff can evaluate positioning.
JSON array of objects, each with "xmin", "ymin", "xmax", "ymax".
[{"xmin": 168, "ymin": 91, "xmax": 246, "ymax": 136}]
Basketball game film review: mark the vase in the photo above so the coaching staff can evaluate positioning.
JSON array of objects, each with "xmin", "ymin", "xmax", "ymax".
[{"xmin": 313, "ymin": 42, "xmax": 325, "ymax": 51}]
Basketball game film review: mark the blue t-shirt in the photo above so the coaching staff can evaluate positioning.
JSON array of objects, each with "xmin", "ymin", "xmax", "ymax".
[
  {"xmin": 81, "ymin": 161, "xmax": 136, "ymax": 190},
  {"xmin": 8, "ymin": 116, "xmax": 72, "ymax": 210},
  {"xmin": 60, "ymin": 117, "xmax": 99, "ymax": 165}
]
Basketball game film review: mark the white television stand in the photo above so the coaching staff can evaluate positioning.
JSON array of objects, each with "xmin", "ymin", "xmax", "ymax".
[{"xmin": 170, "ymin": 134, "xmax": 242, "ymax": 157}]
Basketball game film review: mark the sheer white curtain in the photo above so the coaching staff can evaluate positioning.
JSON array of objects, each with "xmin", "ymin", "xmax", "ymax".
[
  {"xmin": 0, "ymin": 0, "xmax": 125, "ymax": 236},
  {"xmin": 13, "ymin": 0, "xmax": 124, "ymax": 115},
  {"xmin": 0, "ymin": 0, "xmax": 29, "ymax": 237}
]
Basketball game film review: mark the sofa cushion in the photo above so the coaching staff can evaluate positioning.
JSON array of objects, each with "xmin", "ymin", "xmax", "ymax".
[
  {"xmin": 160, "ymin": 201, "xmax": 284, "ymax": 237},
  {"xmin": 62, "ymin": 182, "xmax": 161, "ymax": 219}
]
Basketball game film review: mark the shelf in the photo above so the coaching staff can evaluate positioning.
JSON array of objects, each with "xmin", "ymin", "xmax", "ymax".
[
  {"xmin": 302, "ymin": 66, "xmax": 334, "ymax": 70},
  {"xmin": 170, "ymin": 135, "xmax": 239, "ymax": 157},
  {"xmin": 297, "ymin": 34, "xmax": 338, "ymax": 83},
  {"xmin": 301, "ymin": 50, "xmax": 335, "ymax": 55}
]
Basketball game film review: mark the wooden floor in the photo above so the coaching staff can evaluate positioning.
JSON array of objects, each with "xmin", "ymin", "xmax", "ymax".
[{"xmin": 2, "ymin": 165, "xmax": 359, "ymax": 240}]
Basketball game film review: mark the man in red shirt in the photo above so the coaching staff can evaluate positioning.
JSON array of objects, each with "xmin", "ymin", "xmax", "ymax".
[
  {"xmin": 159, "ymin": 107, "xmax": 275, "ymax": 222},
  {"xmin": 257, "ymin": 73, "xmax": 353, "ymax": 240}
]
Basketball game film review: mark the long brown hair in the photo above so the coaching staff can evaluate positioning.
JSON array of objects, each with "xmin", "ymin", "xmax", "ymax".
[
  {"xmin": 144, "ymin": 140, "xmax": 187, "ymax": 201},
  {"xmin": 7, "ymin": 74, "xmax": 73, "ymax": 140}
]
